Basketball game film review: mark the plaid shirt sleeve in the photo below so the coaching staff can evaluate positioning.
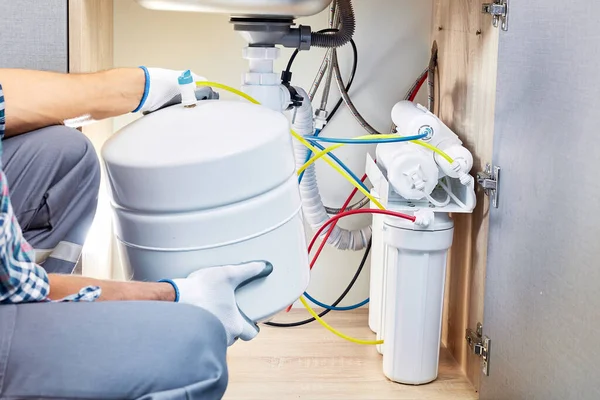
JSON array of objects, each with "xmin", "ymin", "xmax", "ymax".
[{"xmin": 0, "ymin": 82, "xmax": 101, "ymax": 304}]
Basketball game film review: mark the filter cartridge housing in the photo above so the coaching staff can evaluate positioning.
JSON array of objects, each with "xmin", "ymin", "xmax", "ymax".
[{"xmin": 380, "ymin": 207, "xmax": 454, "ymax": 385}]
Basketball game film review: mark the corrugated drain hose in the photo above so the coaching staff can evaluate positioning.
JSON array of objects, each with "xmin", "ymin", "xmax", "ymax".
[
  {"xmin": 311, "ymin": 0, "xmax": 355, "ymax": 48},
  {"xmin": 292, "ymin": 86, "xmax": 372, "ymax": 251}
]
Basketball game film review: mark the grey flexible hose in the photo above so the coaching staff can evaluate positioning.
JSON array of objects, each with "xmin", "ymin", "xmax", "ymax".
[
  {"xmin": 309, "ymin": 54, "xmax": 329, "ymax": 101},
  {"xmin": 311, "ymin": 0, "xmax": 355, "ymax": 48},
  {"xmin": 332, "ymin": 49, "xmax": 382, "ymax": 135},
  {"xmin": 310, "ymin": 4, "xmax": 339, "ymax": 102},
  {"xmin": 325, "ymin": 196, "xmax": 370, "ymax": 214},
  {"xmin": 328, "ymin": 0, "xmax": 338, "ymax": 27},
  {"xmin": 319, "ymin": 8, "xmax": 340, "ymax": 110},
  {"xmin": 320, "ymin": 50, "xmax": 335, "ymax": 110}
]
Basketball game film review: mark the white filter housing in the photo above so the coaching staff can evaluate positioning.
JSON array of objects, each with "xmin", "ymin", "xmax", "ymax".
[
  {"xmin": 368, "ymin": 191, "xmax": 384, "ymax": 335},
  {"xmin": 102, "ymin": 100, "xmax": 310, "ymax": 322},
  {"xmin": 376, "ymin": 143, "xmax": 439, "ymax": 200},
  {"xmin": 381, "ymin": 209, "xmax": 454, "ymax": 385}
]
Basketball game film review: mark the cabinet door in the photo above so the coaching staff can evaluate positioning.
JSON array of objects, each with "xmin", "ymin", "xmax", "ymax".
[
  {"xmin": 480, "ymin": 1, "xmax": 600, "ymax": 398},
  {"xmin": 0, "ymin": 0, "xmax": 68, "ymax": 71}
]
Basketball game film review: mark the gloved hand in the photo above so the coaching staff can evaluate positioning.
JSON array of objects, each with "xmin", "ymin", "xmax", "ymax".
[
  {"xmin": 169, "ymin": 262, "xmax": 273, "ymax": 346},
  {"xmin": 133, "ymin": 67, "xmax": 218, "ymax": 114}
]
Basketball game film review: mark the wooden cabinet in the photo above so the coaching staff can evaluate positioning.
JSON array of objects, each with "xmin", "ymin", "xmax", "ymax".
[
  {"xmin": 435, "ymin": 0, "xmax": 600, "ymax": 398},
  {"xmin": 433, "ymin": 0, "xmax": 499, "ymax": 393},
  {"xmin": 68, "ymin": 0, "xmax": 113, "ymax": 74}
]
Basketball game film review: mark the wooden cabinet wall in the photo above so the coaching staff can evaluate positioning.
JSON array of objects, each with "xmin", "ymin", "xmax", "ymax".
[{"xmin": 433, "ymin": 0, "xmax": 499, "ymax": 392}]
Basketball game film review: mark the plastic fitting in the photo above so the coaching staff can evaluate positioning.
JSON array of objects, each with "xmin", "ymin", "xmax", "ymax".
[
  {"xmin": 414, "ymin": 209, "xmax": 435, "ymax": 228},
  {"xmin": 314, "ymin": 109, "xmax": 329, "ymax": 130},
  {"xmin": 178, "ymin": 70, "xmax": 197, "ymax": 107}
]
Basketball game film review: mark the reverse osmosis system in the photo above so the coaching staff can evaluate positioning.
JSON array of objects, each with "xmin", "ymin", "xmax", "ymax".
[{"xmin": 102, "ymin": 0, "xmax": 476, "ymax": 385}]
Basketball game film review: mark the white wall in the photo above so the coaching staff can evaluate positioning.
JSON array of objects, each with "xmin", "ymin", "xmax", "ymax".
[{"xmin": 113, "ymin": 0, "xmax": 433, "ymax": 306}]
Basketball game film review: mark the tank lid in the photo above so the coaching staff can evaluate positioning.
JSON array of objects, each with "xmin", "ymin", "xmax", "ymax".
[{"xmin": 102, "ymin": 101, "xmax": 296, "ymax": 212}]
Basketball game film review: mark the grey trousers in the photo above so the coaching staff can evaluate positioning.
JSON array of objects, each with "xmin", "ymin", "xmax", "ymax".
[
  {"xmin": 2, "ymin": 125, "xmax": 100, "ymax": 274},
  {"xmin": 0, "ymin": 302, "xmax": 229, "ymax": 400},
  {"xmin": 0, "ymin": 127, "xmax": 229, "ymax": 399}
]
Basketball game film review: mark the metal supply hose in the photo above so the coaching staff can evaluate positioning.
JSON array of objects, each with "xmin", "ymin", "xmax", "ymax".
[
  {"xmin": 332, "ymin": 49, "xmax": 382, "ymax": 135},
  {"xmin": 428, "ymin": 41, "xmax": 438, "ymax": 113},
  {"xmin": 311, "ymin": 0, "xmax": 355, "ymax": 48},
  {"xmin": 309, "ymin": 53, "xmax": 330, "ymax": 101},
  {"xmin": 319, "ymin": 8, "xmax": 340, "ymax": 110}
]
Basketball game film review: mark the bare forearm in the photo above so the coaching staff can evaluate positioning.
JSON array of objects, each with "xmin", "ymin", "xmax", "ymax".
[
  {"xmin": 0, "ymin": 68, "xmax": 145, "ymax": 137},
  {"xmin": 48, "ymin": 274, "xmax": 176, "ymax": 302}
]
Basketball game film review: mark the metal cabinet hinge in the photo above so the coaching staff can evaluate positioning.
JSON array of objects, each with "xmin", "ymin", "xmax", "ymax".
[
  {"xmin": 477, "ymin": 164, "xmax": 500, "ymax": 208},
  {"xmin": 482, "ymin": 0, "xmax": 509, "ymax": 31},
  {"xmin": 466, "ymin": 322, "xmax": 492, "ymax": 376}
]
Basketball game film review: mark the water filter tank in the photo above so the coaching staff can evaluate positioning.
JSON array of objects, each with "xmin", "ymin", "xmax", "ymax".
[
  {"xmin": 381, "ymin": 209, "xmax": 454, "ymax": 385},
  {"xmin": 102, "ymin": 100, "xmax": 310, "ymax": 322}
]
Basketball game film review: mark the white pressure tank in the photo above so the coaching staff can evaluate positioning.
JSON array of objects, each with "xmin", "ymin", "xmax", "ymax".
[{"xmin": 102, "ymin": 100, "xmax": 310, "ymax": 323}]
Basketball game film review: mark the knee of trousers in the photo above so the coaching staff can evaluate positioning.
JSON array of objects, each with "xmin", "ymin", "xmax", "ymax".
[
  {"xmin": 173, "ymin": 305, "xmax": 229, "ymax": 382},
  {"xmin": 178, "ymin": 304, "xmax": 227, "ymax": 372},
  {"xmin": 57, "ymin": 127, "xmax": 101, "ymax": 201},
  {"xmin": 33, "ymin": 126, "xmax": 101, "ymax": 202}
]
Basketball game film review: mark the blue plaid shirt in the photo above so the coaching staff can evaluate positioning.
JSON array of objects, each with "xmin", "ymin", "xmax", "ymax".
[{"xmin": 0, "ymin": 83, "xmax": 101, "ymax": 303}]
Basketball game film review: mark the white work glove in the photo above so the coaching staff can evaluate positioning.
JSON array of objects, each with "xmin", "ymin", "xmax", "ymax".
[
  {"xmin": 169, "ymin": 262, "xmax": 273, "ymax": 346},
  {"xmin": 133, "ymin": 67, "xmax": 218, "ymax": 114}
]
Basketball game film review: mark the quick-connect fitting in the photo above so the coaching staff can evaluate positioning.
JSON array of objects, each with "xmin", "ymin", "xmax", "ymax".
[
  {"xmin": 459, "ymin": 173, "xmax": 474, "ymax": 186},
  {"xmin": 414, "ymin": 209, "xmax": 435, "ymax": 228},
  {"xmin": 314, "ymin": 109, "xmax": 329, "ymax": 130},
  {"xmin": 178, "ymin": 70, "xmax": 197, "ymax": 108}
]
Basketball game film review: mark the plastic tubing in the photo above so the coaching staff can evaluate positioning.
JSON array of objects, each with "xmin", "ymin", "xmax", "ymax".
[
  {"xmin": 306, "ymin": 142, "xmax": 369, "ymax": 192},
  {"xmin": 283, "ymin": 173, "xmax": 368, "ymax": 314},
  {"xmin": 306, "ymin": 133, "xmax": 427, "ymax": 144},
  {"xmin": 309, "ymin": 175, "xmax": 366, "ymax": 269},
  {"xmin": 298, "ymin": 143, "xmax": 343, "ymax": 175},
  {"xmin": 410, "ymin": 71, "xmax": 429, "ymax": 103},
  {"xmin": 304, "ymin": 292, "xmax": 369, "ymax": 311},
  {"xmin": 298, "ymin": 135, "xmax": 455, "ymax": 176},
  {"xmin": 297, "ymin": 128, "xmax": 321, "ymax": 183},
  {"xmin": 440, "ymin": 177, "xmax": 469, "ymax": 210},
  {"xmin": 292, "ymin": 86, "xmax": 371, "ymax": 251},
  {"xmin": 195, "ymin": 81, "xmax": 385, "ymax": 210},
  {"xmin": 299, "ymin": 296, "xmax": 383, "ymax": 345},
  {"xmin": 417, "ymin": 141, "xmax": 454, "ymax": 164},
  {"xmin": 425, "ymin": 191, "xmax": 451, "ymax": 208},
  {"xmin": 309, "ymin": 208, "xmax": 416, "ymax": 253},
  {"xmin": 293, "ymin": 133, "xmax": 384, "ymax": 210},
  {"xmin": 312, "ymin": 177, "xmax": 368, "ymax": 265}
]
